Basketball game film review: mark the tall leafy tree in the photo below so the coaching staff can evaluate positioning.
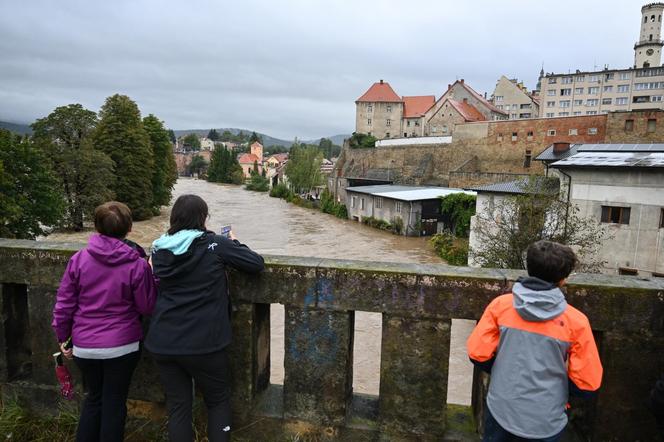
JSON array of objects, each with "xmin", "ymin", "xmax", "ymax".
[
  {"xmin": 249, "ymin": 131, "xmax": 262, "ymax": 144},
  {"xmin": 92, "ymin": 94, "xmax": 155, "ymax": 220},
  {"xmin": 144, "ymin": 115, "xmax": 177, "ymax": 214},
  {"xmin": 285, "ymin": 143, "xmax": 323, "ymax": 194},
  {"xmin": 183, "ymin": 133, "xmax": 201, "ymax": 150},
  {"xmin": 31, "ymin": 104, "xmax": 114, "ymax": 230},
  {"xmin": 207, "ymin": 129, "xmax": 220, "ymax": 141},
  {"xmin": 168, "ymin": 129, "xmax": 176, "ymax": 144},
  {"xmin": 187, "ymin": 154, "xmax": 208, "ymax": 177},
  {"xmin": 0, "ymin": 129, "xmax": 64, "ymax": 238},
  {"xmin": 207, "ymin": 147, "xmax": 243, "ymax": 184}
]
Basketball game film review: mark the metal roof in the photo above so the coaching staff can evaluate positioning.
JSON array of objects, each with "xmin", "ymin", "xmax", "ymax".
[
  {"xmin": 466, "ymin": 177, "xmax": 559, "ymax": 195},
  {"xmin": 536, "ymin": 143, "xmax": 664, "ymax": 163},
  {"xmin": 345, "ymin": 185, "xmax": 476, "ymax": 201},
  {"xmin": 551, "ymin": 152, "xmax": 664, "ymax": 169},
  {"xmin": 535, "ymin": 144, "xmax": 581, "ymax": 162}
]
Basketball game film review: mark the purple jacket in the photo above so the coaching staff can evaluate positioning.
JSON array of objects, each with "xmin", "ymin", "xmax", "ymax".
[{"xmin": 52, "ymin": 234, "xmax": 157, "ymax": 348}]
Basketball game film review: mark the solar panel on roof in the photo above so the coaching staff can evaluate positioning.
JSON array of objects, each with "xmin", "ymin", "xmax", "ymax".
[{"xmin": 577, "ymin": 143, "xmax": 664, "ymax": 152}]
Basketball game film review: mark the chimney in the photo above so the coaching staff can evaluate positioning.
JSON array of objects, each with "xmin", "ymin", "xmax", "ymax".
[
  {"xmin": 553, "ymin": 142, "xmax": 571, "ymax": 154},
  {"xmin": 380, "ymin": 79, "xmax": 384, "ymax": 84},
  {"xmin": 484, "ymin": 92, "xmax": 487, "ymax": 99},
  {"xmin": 460, "ymin": 79, "xmax": 464, "ymax": 84},
  {"xmin": 448, "ymin": 84, "xmax": 452, "ymax": 90}
]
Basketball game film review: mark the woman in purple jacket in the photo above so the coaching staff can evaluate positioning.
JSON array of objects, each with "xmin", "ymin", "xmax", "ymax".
[{"xmin": 52, "ymin": 201, "xmax": 157, "ymax": 442}]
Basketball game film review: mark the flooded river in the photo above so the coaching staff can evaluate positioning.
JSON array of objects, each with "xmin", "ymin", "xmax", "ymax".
[{"xmin": 45, "ymin": 178, "xmax": 474, "ymax": 405}]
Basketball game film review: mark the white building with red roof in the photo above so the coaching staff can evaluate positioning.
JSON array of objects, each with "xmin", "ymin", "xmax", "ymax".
[{"xmin": 355, "ymin": 78, "xmax": 507, "ymax": 140}]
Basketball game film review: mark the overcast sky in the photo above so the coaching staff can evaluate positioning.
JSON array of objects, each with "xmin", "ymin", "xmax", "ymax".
[{"xmin": 0, "ymin": 0, "xmax": 643, "ymax": 139}]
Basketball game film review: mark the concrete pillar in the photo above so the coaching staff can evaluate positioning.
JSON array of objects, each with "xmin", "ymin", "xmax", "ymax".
[
  {"xmin": 379, "ymin": 314, "xmax": 451, "ymax": 439},
  {"xmin": 283, "ymin": 306, "xmax": 354, "ymax": 426}
]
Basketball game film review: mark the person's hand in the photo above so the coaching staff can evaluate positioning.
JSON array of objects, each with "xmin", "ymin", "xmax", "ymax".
[
  {"xmin": 59, "ymin": 342, "xmax": 73, "ymax": 360},
  {"xmin": 147, "ymin": 255, "xmax": 153, "ymax": 269},
  {"xmin": 229, "ymin": 230, "xmax": 237, "ymax": 241}
]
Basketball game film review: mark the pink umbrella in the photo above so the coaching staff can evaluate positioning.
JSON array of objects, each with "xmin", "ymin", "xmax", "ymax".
[{"xmin": 53, "ymin": 338, "xmax": 75, "ymax": 400}]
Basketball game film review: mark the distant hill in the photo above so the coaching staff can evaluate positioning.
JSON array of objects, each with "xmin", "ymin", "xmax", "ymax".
[
  {"xmin": 173, "ymin": 128, "xmax": 350, "ymax": 148},
  {"xmin": 0, "ymin": 121, "xmax": 32, "ymax": 135}
]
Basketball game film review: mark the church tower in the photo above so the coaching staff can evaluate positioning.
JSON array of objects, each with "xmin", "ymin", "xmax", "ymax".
[{"xmin": 635, "ymin": 3, "xmax": 664, "ymax": 68}]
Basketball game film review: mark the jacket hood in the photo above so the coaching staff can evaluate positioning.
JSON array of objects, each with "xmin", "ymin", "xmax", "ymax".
[
  {"xmin": 152, "ymin": 230, "xmax": 205, "ymax": 256},
  {"xmin": 151, "ymin": 231, "xmax": 210, "ymax": 279},
  {"xmin": 87, "ymin": 234, "xmax": 140, "ymax": 266},
  {"xmin": 512, "ymin": 276, "xmax": 567, "ymax": 322}
]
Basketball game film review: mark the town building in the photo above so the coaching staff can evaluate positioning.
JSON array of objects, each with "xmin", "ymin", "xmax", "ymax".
[
  {"xmin": 544, "ymin": 143, "xmax": 664, "ymax": 277},
  {"xmin": 238, "ymin": 141, "xmax": 264, "ymax": 178},
  {"xmin": 345, "ymin": 184, "xmax": 475, "ymax": 236},
  {"xmin": 354, "ymin": 79, "xmax": 506, "ymax": 140},
  {"xmin": 490, "ymin": 75, "xmax": 540, "ymax": 119},
  {"xmin": 539, "ymin": 3, "xmax": 664, "ymax": 117}
]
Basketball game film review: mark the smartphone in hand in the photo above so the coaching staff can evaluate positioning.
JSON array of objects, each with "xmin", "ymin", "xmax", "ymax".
[{"xmin": 220, "ymin": 225, "xmax": 232, "ymax": 239}]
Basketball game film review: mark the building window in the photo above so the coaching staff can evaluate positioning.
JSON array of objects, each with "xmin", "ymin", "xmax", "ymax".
[
  {"xmin": 546, "ymin": 112, "xmax": 555, "ymax": 117},
  {"xmin": 601, "ymin": 206, "xmax": 631, "ymax": 224},
  {"xmin": 560, "ymin": 100, "xmax": 571, "ymax": 108},
  {"xmin": 574, "ymin": 87, "xmax": 584, "ymax": 94},
  {"xmin": 376, "ymin": 197, "xmax": 382, "ymax": 209},
  {"xmin": 548, "ymin": 78, "xmax": 557, "ymax": 84},
  {"xmin": 569, "ymin": 128, "xmax": 578, "ymax": 135},
  {"xmin": 625, "ymin": 119, "xmax": 634, "ymax": 131},
  {"xmin": 360, "ymin": 198, "xmax": 365, "ymax": 210},
  {"xmin": 527, "ymin": 131, "xmax": 534, "ymax": 140},
  {"xmin": 520, "ymin": 103, "xmax": 532, "ymax": 109},
  {"xmin": 648, "ymin": 119, "xmax": 657, "ymax": 132},
  {"xmin": 368, "ymin": 105, "xmax": 373, "ymax": 112},
  {"xmin": 634, "ymin": 95, "xmax": 651, "ymax": 103},
  {"xmin": 351, "ymin": 196, "xmax": 356, "ymax": 208},
  {"xmin": 617, "ymin": 84, "xmax": 630, "ymax": 92},
  {"xmin": 619, "ymin": 267, "xmax": 639, "ymax": 276},
  {"xmin": 573, "ymin": 111, "xmax": 582, "ymax": 115},
  {"xmin": 562, "ymin": 77, "xmax": 573, "ymax": 84},
  {"xmin": 547, "ymin": 101, "xmax": 555, "ymax": 107},
  {"xmin": 414, "ymin": 121, "xmax": 420, "ymax": 126},
  {"xmin": 386, "ymin": 132, "xmax": 390, "ymax": 137},
  {"xmin": 406, "ymin": 120, "xmax": 411, "ymax": 127},
  {"xmin": 512, "ymin": 132, "xmax": 518, "ymax": 141},
  {"xmin": 561, "ymin": 88, "xmax": 572, "ymax": 96},
  {"xmin": 586, "ymin": 99, "xmax": 599, "ymax": 106},
  {"xmin": 395, "ymin": 201, "xmax": 402, "ymax": 213},
  {"xmin": 605, "ymin": 73, "xmax": 615, "ymax": 81},
  {"xmin": 559, "ymin": 112, "xmax": 570, "ymax": 116},
  {"xmin": 495, "ymin": 96, "xmax": 504, "ymax": 102},
  {"xmin": 635, "ymin": 82, "xmax": 664, "ymax": 90},
  {"xmin": 442, "ymin": 125, "xmax": 448, "ymax": 133},
  {"xmin": 603, "ymin": 85, "xmax": 613, "ymax": 92},
  {"xmin": 653, "ymin": 95, "xmax": 664, "ymax": 102},
  {"xmin": 574, "ymin": 99, "xmax": 583, "ymax": 106},
  {"xmin": 588, "ymin": 87, "xmax": 599, "ymax": 95},
  {"xmin": 511, "ymin": 113, "xmax": 517, "ymax": 119},
  {"xmin": 602, "ymin": 98, "xmax": 613, "ymax": 105},
  {"xmin": 547, "ymin": 129, "xmax": 556, "ymax": 136},
  {"xmin": 386, "ymin": 105, "xmax": 392, "ymax": 112},
  {"xmin": 619, "ymin": 72, "xmax": 631, "ymax": 80},
  {"xmin": 519, "ymin": 113, "xmax": 532, "ymax": 118},
  {"xmin": 367, "ymin": 118, "xmax": 372, "ymax": 125},
  {"xmin": 386, "ymin": 119, "xmax": 391, "ymax": 127},
  {"xmin": 588, "ymin": 127, "xmax": 598, "ymax": 134},
  {"xmin": 616, "ymin": 97, "xmax": 628, "ymax": 105},
  {"xmin": 576, "ymin": 75, "xmax": 585, "ymax": 82},
  {"xmin": 547, "ymin": 90, "xmax": 557, "ymax": 96},
  {"xmin": 524, "ymin": 150, "xmax": 532, "ymax": 168},
  {"xmin": 589, "ymin": 75, "xmax": 600, "ymax": 82},
  {"xmin": 497, "ymin": 133, "xmax": 503, "ymax": 141},
  {"xmin": 587, "ymin": 111, "xmax": 598, "ymax": 115}
]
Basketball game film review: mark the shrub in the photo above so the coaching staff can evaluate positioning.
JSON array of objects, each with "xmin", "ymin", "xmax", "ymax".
[
  {"xmin": 348, "ymin": 132, "xmax": 377, "ymax": 149},
  {"xmin": 440, "ymin": 193, "xmax": 476, "ymax": 238},
  {"xmin": 430, "ymin": 231, "xmax": 469, "ymax": 266},
  {"xmin": 319, "ymin": 188, "xmax": 348, "ymax": 219},
  {"xmin": 362, "ymin": 216, "xmax": 393, "ymax": 231},
  {"xmin": 245, "ymin": 174, "xmax": 269, "ymax": 192},
  {"xmin": 269, "ymin": 183, "xmax": 292, "ymax": 199},
  {"xmin": 392, "ymin": 216, "xmax": 404, "ymax": 235}
]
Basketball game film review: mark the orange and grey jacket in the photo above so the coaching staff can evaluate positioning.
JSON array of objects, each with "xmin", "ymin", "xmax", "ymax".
[{"xmin": 467, "ymin": 277, "xmax": 603, "ymax": 439}]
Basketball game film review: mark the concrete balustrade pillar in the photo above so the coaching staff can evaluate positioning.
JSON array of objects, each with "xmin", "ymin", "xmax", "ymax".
[
  {"xmin": 283, "ymin": 306, "xmax": 354, "ymax": 426},
  {"xmin": 379, "ymin": 314, "xmax": 451, "ymax": 439}
]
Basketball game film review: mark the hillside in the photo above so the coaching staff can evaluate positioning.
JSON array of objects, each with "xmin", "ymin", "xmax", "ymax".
[
  {"xmin": 0, "ymin": 121, "xmax": 32, "ymax": 135},
  {"xmin": 173, "ymin": 127, "xmax": 349, "ymax": 148}
]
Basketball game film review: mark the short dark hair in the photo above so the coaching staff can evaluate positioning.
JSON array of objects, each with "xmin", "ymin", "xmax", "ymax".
[
  {"xmin": 168, "ymin": 194, "xmax": 208, "ymax": 235},
  {"xmin": 94, "ymin": 202, "xmax": 132, "ymax": 239},
  {"xmin": 526, "ymin": 240, "xmax": 578, "ymax": 283}
]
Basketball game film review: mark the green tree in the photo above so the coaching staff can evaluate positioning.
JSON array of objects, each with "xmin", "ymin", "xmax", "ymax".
[
  {"xmin": 470, "ymin": 177, "xmax": 607, "ymax": 271},
  {"xmin": 31, "ymin": 104, "xmax": 115, "ymax": 230},
  {"xmin": 188, "ymin": 154, "xmax": 208, "ymax": 177},
  {"xmin": 253, "ymin": 160, "xmax": 259, "ymax": 174},
  {"xmin": 0, "ymin": 130, "xmax": 64, "ymax": 238},
  {"xmin": 440, "ymin": 193, "xmax": 477, "ymax": 237},
  {"xmin": 245, "ymin": 173, "xmax": 269, "ymax": 192},
  {"xmin": 249, "ymin": 131, "xmax": 262, "ymax": 144},
  {"xmin": 220, "ymin": 130, "xmax": 233, "ymax": 141},
  {"xmin": 183, "ymin": 133, "xmax": 201, "ymax": 150},
  {"xmin": 285, "ymin": 143, "xmax": 323, "ymax": 194},
  {"xmin": 168, "ymin": 129, "xmax": 176, "ymax": 144},
  {"xmin": 207, "ymin": 129, "xmax": 220, "ymax": 141},
  {"xmin": 349, "ymin": 132, "xmax": 377, "ymax": 149},
  {"xmin": 92, "ymin": 94, "xmax": 155, "ymax": 220},
  {"xmin": 143, "ymin": 115, "xmax": 178, "ymax": 214}
]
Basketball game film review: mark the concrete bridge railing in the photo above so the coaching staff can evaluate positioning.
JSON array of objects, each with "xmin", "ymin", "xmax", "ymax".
[{"xmin": 1, "ymin": 239, "xmax": 663, "ymax": 440}]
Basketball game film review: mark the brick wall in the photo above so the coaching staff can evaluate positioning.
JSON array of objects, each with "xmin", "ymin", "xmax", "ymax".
[{"xmin": 605, "ymin": 109, "xmax": 664, "ymax": 142}]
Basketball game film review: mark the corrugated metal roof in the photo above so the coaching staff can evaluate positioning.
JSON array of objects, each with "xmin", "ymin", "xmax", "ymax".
[
  {"xmin": 537, "ymin": 143, "xmax": 664, "ymax": 162},
  {"xmin": 345, "ymin": 185, "xmax": 475, "ymax": 201},
  {"xmin": 466, "ymin": 177, "xmax": 559, "ymax": 195},
  {"xmin": 552, "ymin": 152, "xmax": 664, "ymax": 168},
  {"xmin": 535, "ymin": 144, "xmax": 581, "ymax": 162}
]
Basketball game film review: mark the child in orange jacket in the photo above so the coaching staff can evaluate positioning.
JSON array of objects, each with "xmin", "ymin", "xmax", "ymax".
[{"xmin": 467, "ymin": 240, "xmax": 602, "ymax": 441}]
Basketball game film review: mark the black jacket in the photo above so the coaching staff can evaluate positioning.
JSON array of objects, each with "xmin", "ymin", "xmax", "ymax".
[{"xmin": 145, "ymin": 232, "xmax": 264, "ymax": 355}]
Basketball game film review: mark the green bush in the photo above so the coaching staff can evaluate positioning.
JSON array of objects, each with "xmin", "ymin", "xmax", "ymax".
[
  {"xmin": 319, "ymin": 188, "xmax": 348, "ymax": 219},
  {"xmin": 361, "ymin": 216, "xmax": 393, "ymax": 231},
  {"xmin": 348, "ymin": 132, "xmax": 377, "ymax": 149},
  {"xmin": 392, "ymin": 216, "xmax": 404, "ymax": 235},
  {"xmin": 269, "ymin": 183, "xmax": 293, "ymax": 199},
  {"xmin": 245, "ymin": 174, "xmax": 269, "ymax": 192},
  {"xmin": 430, "ymin": 231, "xmax": 469, "ymax": 266},
  {"xmin": 440, "ymin": 193, "xmax": 476, "ymax": 238}
]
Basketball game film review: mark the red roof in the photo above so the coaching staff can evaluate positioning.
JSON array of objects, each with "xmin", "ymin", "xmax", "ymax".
[
  {"xmin": 454, "ymin": 80, "xmax": 507, "ymax": 115},
  {"xmin": 238, "ymin": 153, "xmax": 261, "ymax": 164},
  {"xmin": 447, "ymin": 99, "xmax": 486, "ymax": 122},
  {"xmin": 402, "ymin": 95, "xmax": 435, "ymax": 118},
  {"xmin": 356, "ymin": 80, "xmax": 402, "ymax": 103},
  {"xmin": 268, "ymin": 153, "xmax": 289, "ymax": 163}
]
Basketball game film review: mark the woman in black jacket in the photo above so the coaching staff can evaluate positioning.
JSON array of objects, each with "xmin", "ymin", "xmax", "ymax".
[{"xmin": 146, "ymin": 194, "xmax": 264, "ymax": 442}]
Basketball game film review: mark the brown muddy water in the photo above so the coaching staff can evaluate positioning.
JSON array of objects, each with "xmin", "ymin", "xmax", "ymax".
[{"xmin": 44, "ymin": 178, "xmax": 474, "ymax": 405}]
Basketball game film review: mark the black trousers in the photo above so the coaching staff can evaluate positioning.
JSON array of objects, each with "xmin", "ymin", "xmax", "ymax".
[
  {"xmin": 152, "ymin": 349, "xmax": 232, "ymax": 442},
  {"xmin": 74, "ymin": 351, "xmax": 140, "ymax": 442}
]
